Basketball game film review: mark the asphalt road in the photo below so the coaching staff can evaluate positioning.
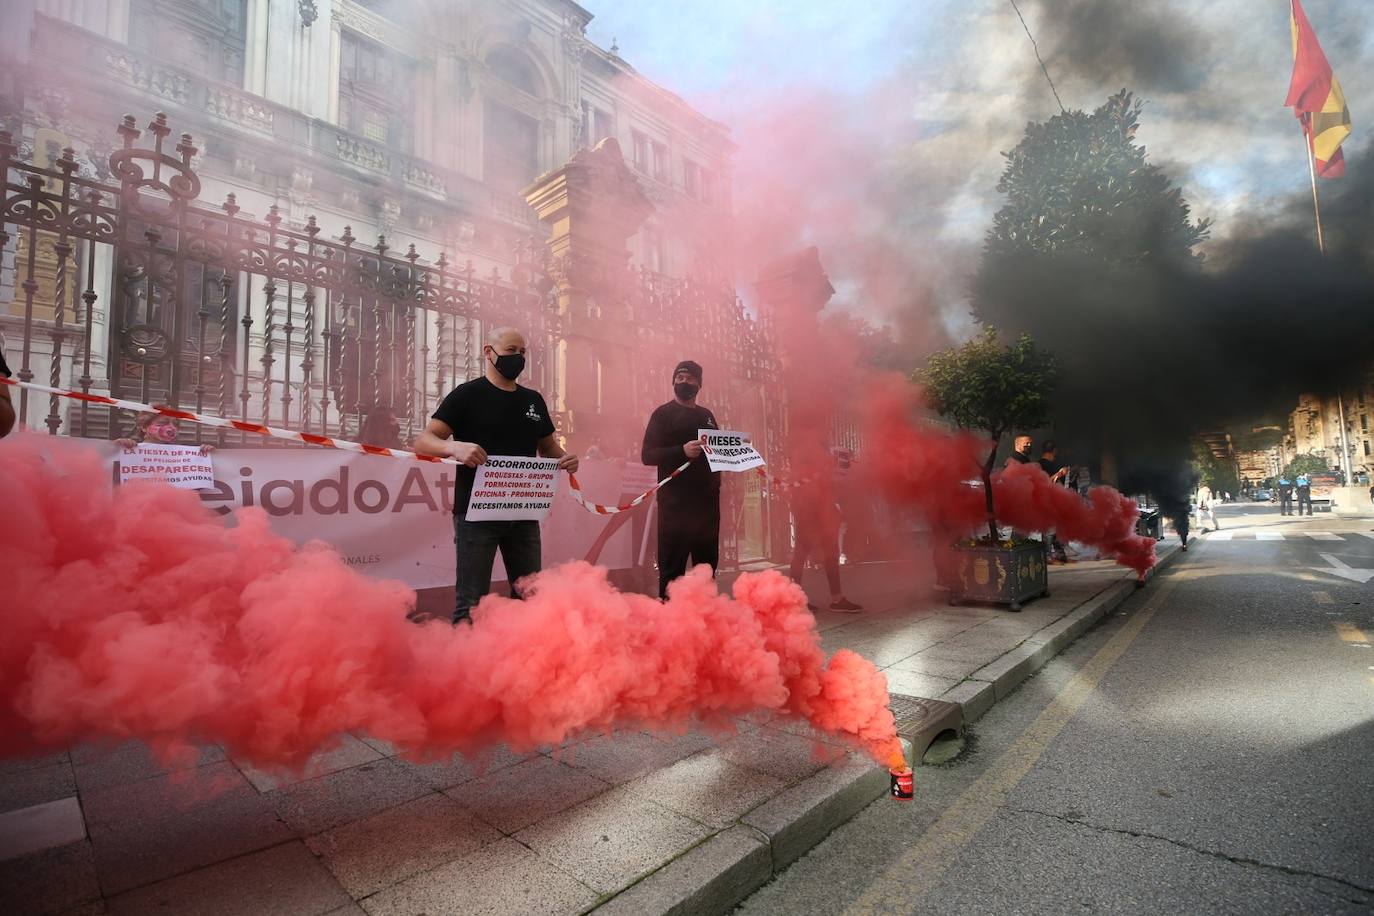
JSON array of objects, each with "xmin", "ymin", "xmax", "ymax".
[{"xmin": 737, "ymin": 505, "xmax": 1374, "ymax": 915}]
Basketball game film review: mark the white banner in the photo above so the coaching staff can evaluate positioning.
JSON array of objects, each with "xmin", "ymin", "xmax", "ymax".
[
  {"xmin": 118, "ymin": 443, "xmax": 215, "ymax": 490},
  {"xmin": 464, "ymin": 456, "xmax": 560, "ymax": 521},
  {"xmin": 698, "ymin": 429, "xmax": 765, "ymax": 473},
  {"xmin": 96, "ymin": 445, "xmax": 636, "ymax": 589}
]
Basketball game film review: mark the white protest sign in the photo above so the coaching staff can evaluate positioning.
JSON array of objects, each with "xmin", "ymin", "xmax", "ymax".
[
  {"xmin": 118, "ymin": 443, "xmax": 215, "ymax": 490},
  {"xmin": 621, "ymin": 461, "xmax": 661, "ymax": 497},
  {"xmin": 697, "ymin": 429, "xmax": 765, "ymax": 473},
  {"xmin": 464, "ymin": 455, "xmax": 561, "ymax": 521}
]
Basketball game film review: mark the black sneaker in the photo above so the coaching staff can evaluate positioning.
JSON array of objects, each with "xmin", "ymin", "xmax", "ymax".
[{"xmin": 829, "ymin": 597, "xmax": 863, "ymax": 612}]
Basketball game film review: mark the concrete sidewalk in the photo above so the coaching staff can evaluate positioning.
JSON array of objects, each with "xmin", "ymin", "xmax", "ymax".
[{"xmin": 0, "ymin": 544, "xmax": 1179, "ymax": 916}]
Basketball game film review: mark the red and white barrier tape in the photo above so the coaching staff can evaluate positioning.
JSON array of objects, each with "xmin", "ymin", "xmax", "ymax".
[
  {"xmin": 0, "ymin": 375, "xmax": 703, "ymax": 513},
  {"xmin": 0, "ymin": 375, "xmax": 461, "ymax": 465},
  {"xmin": 566, "ymin": 461, "xmax": 692, "ymax": 515}
]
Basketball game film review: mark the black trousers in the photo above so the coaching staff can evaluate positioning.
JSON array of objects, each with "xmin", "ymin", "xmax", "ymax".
[
  {"xmin": 658, "ymin": 505, "xmax": 720, "ymax": 599},
  {"xmin": 1297, "ymin": 491, "xmax": 1312, "ymax": 515},
  {"xmin": 1279, "ymin": 494, "xmax": 1293, "ymax": 515},
  {"xmin": 789, "ymin": 513, "xmax": 842, "ymax": 596}
]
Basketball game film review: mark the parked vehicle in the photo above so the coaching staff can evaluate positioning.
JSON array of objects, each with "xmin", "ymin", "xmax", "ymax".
[{"xmin": 1252, "ymin": 488, "xmax": 1274, "ymax": 502}]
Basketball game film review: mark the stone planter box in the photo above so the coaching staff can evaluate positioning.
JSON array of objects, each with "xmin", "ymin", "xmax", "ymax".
[{"xmin": 942, "ymin": 540, "xmax": 1049, "ymax": 611}]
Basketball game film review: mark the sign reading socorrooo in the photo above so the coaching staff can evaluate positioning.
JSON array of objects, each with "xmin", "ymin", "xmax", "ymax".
[{"xmin": 464, "ymin": 456, "xmax": 561, "ymax": 521}]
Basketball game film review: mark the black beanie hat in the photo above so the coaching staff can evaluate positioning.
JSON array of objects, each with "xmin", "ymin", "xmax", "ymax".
[{"xmin": 673, "ymin": 360, "xmax": 703, "ymax": 381}]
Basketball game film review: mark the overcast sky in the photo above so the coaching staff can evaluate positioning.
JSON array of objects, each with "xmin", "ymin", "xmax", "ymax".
[{"xmin": 585, "ymin": 0, "xmax": 1371, "ymax": 335}]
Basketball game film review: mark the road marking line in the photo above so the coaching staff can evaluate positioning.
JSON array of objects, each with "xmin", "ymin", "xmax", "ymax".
[
  {"xmin": 1354, "ymin": 532, "xmax": 1374, "ymax": 540},
  {"xmin": 1209, "ymin": 530, "xmax": 1234, "ymax": 541},
  {"xmin": 1335, "ymin": 622, "xmax": 1369, "ymax": 643},
  {"xmin": 844, "ymin": 574, "xmax": 1180, "ymax": 914},
  {"xmin": 1304, "ymin": 531, "xmax": 1343, "ymax": 541},
  {"xmin": 1313, "ymin": 591, "xmax": 1335, "ymax": 605},
  {"xmin": 1256, "ymin": 531, "xmax": 1285, "ymax": 540}
]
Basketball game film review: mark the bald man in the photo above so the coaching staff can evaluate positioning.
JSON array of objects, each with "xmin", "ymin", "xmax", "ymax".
[{"xmin": 415, "ymin": 327, "xmax": 577, "ymax": 624}]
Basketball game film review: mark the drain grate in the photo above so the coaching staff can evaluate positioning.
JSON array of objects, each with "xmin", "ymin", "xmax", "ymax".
[{"xmin": 888, "ymin": 693, "xmax": 963, "ymax": 759}]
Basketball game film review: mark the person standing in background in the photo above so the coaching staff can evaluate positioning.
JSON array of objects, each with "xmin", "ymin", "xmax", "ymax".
[
  {"xmin": 788, "ymin": 448, "xmax": 862, "ymax": 613},
  {"xmin": 1277, "ymin": 476, "xmax": 1294, "ymax": 516},
  {"xmin": 1296, "ymin": 473, "xmax": 1313, "ymax": 516},
  {"xmin": 0, "ymin": 346, "xmax": 15, "ymax": 440}
]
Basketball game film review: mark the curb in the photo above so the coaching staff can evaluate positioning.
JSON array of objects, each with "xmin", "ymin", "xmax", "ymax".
[
  {"xmin": 940, "ymin": 543, "xmax": 1184, "ymax": 726},
  {"xmin": 590, "ymin": 741, "xmax": 908, "ymax": 916},
  {"xmin": 591, "ymin": 550, "xmax": 1184, "ymax": 916}
]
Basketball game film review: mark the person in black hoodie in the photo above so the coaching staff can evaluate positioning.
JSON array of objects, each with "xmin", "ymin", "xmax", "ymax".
[
  {"xmin": 0, "ymin": 346, "xmax": 14, "ymax": 439},
  {"xmin": 642, "ymin": 360, "xmax": 721, "ymax": 598}
]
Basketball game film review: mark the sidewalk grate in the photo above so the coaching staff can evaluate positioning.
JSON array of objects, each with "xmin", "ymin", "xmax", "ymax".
[{"xmin": 888, "ymin": 693, "xmax": 963, "ymax": 760}]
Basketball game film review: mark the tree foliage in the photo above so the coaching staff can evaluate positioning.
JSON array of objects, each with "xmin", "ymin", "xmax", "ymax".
[
  {"xmin": 1191, "ymin": 441, "xmax": 1238, "ymax": 497},
  {"xmin": 919, "ymin": 328, "xmax": 1058, "ymax": 540},
  {"xmin": 981, "ymin": 90, "xmax": 1211, "ymax": 271},
  {"xmin": 1283, "ymin": 453, "xmax": 1331, "ymax": 480}
]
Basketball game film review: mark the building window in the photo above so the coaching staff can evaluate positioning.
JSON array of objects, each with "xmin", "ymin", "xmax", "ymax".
[
  {"xmin": 631, "ymin": 131, "xmax": 652, "ymax": 174},
  {"xmin": 339, "ymin": 30, "xmax": 414, "ymax": 149},
  {"xmin": 652, "ymin": 142, "xmax": 669, "ymax": 182},
  {"xmin": 1362, "ymin": 414, "xmax": 1368, "ymax": 432},
  {"xmin": 683, "ymin": 159, "xmax": 699, "ymax": 198},
  {"xmin": 484, "ymin": 101, "xmax": 539, "ymax": 192},
  {"xmin": 130, "ymin": 0, "xmax": 247, "ymax": 85},
  {"xmin": 642, "ymin": 227, "xmax": 665, "ymax": 274},
  {"xmin": 592, "ymin": 109, "xmax": 614, "ymax": 146},
  {"xmin": 1365, "ymin": 440, "xmax": 1371, "ymax": 457},
  {"xmin": 486, "ymin": 45, "xmax": 539, "ymax": 96}
]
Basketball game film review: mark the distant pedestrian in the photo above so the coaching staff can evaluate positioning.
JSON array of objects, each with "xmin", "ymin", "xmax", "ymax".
[
  {"xmin": 1196, "ymin": 485, "xmax": 1219, "ymax": 532},
  {"xmin": 1005, "ymin": 434, "xmax": 1033, "ymax": 467},
  {"xmin": 1277, "ymin": 477, "xmax": 1294, "ymax": 516},
  {"xmin": 1368, "ymin": 482, "xmax": 1373, "ymax": 505},
  {"xmin": 1037, "ymin": 441, "xmax": 1070, "ymax": 562},
  {"xmin": 1296, "ymin": 474, "xmax": 1313, "ymax": 516},
  {"xmin": 1175, "ymin": 511, "xmax": 1190, "ymax": 552},
  {"xmin": 788, "ymin": 448, "xmax": 862, "ymax": 613},
  {"xmin": 358, "ymin": 405, "xmax": 402, "ymax": 449},
  {"xmin": 0, "ymin": 345, "xmax": 14, "ymax": 440}
]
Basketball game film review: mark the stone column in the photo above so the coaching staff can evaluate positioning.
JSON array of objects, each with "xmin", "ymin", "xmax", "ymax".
[{"xmin": 523, "ymin": 138, "xmax": 652, "ymax": 442}]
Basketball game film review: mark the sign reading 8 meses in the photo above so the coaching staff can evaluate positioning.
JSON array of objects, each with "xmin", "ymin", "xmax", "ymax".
[{"xmin": 697, "ymin": 429, "xmax": 765, "ymax": 473}]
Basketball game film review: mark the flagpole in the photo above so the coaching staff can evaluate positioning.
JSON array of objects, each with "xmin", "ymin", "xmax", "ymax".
[{"xmin": 1301, "ymin": 114, "xmax": 1327, "ymax": 256}]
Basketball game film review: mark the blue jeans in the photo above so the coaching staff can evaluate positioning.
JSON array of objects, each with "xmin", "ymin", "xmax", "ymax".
[{"xmin": 453, "ymin": 517, "xmax": 541, "ymax": 624}]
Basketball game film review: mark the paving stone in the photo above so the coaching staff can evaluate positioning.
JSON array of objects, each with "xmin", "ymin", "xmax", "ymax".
[
  {"xmin": 106, "ymin": 841, "xmax": 351, "ymax": 916},
  {"xmin": 361, "ymin": 837, "xmax": 596, "ymax": 916},
  {"xmin": 624, "ymin": 749, "xmax": 786, "ymax": 828},
  {"xmin": 881, "ymin": 668, "xmax": 959, "ymax": 699},
  {"xmin": 239, "ymin": 734, "xmax": 384, "ymax": 792},
  {"xmin": 0, "ymin": 796, "xmax": 86, "ymax": 861},
  {"xmin": 444, "ymin": 755, "xmax": 609, "ymax": 835},
  {"xmin": 648, "ymin": 727, "xmax": 728, "ymax": 759},
  {"xmin": 307, "ymin": 792, "xmax": 501, "ymax": 898},
  {"xmin": 593, "ymin": 825, "xmax": 771, "ymax": 916},
  {"xmin": 0, "ymin": 759, "xmax": 76, "ymax": 815},
  {"xmin": 516, "ymin": 786, "xmax": 712, "ymax": 895},
  {"xmin": 0, "ymin": 838, "xmax": 101, "ymax": 915},
  {"xmin": 714, "ymin": 728, "xmax": 845, "ymax": 782},
  {"xmin": 72, "ymin": 741, "xmax": 226, "ymax": 795},
  {"xmin": 887, "ymin": 651, "xmax": 984, "ymax": 681},
  {"xmin": 555, "ymin": 731, "xmax": 690, "ymax": 785},
  {"xmin": 81, "ymin": 760, "xmax": 294, "ymax": 895},
  {"xmin": 267, "ymin": 757, "xmax": 431, "ymax": 836},
  {"xmin": 392, "ymin": 744, "xmax": 531, "ymax": 791},
  {"xmin": 0, "ymin": 750, "xmax": 70, "ymax": 778}
]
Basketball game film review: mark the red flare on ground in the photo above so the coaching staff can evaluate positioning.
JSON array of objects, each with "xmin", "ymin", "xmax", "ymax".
[
  {"xmin": 861, "ymin": 378, "xmax": 1156, "ymax": 576},
  {"xmin": 0, "ymin": 435, "xmax": 902, "ymax": 770}
]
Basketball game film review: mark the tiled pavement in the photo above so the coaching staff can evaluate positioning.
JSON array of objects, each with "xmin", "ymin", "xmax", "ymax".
[{"xmin": 1, "ymin": 551, "xmax": 1167, "ymax": 916}]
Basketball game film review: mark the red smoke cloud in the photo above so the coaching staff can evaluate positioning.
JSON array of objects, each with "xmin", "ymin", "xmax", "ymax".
[
  {"xmin": 861, "ymin": 379, "xmax": 1157, "ymax": 577},
  {"xmin": 0, "ymin": 435, "xmax": 905, "ymax": 771}
]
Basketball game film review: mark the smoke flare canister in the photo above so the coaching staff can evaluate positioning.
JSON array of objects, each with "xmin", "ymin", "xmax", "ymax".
[{"xmin": 890, "ymin": 767, "xmax": 914, "ymax": 800}]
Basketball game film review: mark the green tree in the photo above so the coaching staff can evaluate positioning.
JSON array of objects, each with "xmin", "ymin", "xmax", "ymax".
[
  {"xmin": 1191, "ymin": 441, "xmax": 1239, "ymax": 497},
  {"xmin": 1283, "ymin": 453, "xmax": 1330, "ymax": 480},
  {"xmin": 980, "ymin": 90, "xmax": 1211, "ymax": 271},
  {"xmin": 919, "ymin": 328, "xmax": 1058, "ymax": 542}
]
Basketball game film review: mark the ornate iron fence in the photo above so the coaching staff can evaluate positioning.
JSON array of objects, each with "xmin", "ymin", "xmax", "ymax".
[{"xmin": 0, "ymin": 112, "xmax": 556, "ymax": 445}]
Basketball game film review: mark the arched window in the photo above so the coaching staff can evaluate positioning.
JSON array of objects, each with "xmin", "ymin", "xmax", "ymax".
[{"xmin": 486, "ymin": 45, "xmax": 539, "ymax": 97}]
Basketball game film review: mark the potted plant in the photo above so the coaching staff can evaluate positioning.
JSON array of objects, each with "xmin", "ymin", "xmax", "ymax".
[{"xmin": 920, "ymin": 328, "xmax": 1058, "ymax": 610}]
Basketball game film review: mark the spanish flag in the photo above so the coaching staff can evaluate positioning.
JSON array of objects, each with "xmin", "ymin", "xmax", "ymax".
[{"xmin": 1286, "ymin": 0, "xmax": 1351, "ymax": 178}]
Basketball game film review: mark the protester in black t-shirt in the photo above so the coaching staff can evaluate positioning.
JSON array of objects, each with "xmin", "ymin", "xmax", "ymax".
[
  {"xmin": 642, "ymin": 360, "xmax": 720, "ymax": 598},
  {"xmin": 0, "ymin": 345, "xmax": 14, "ymax": 439},
  {"xmin": 414, "ymin": 326, "xmax": 577, "ymax": 624},
  {"xmin": 1037, "ymin": 441, "xmax": 1070, "ymax": 562}
]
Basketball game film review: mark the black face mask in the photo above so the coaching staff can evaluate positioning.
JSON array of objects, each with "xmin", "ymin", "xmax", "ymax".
[
  {"xmin": 490, "ymin": 352, "xmax": 525, "ymax": 381},
  {"xmin": 674, "ymin": 381, "xmax": 699, "ymax": 401}
]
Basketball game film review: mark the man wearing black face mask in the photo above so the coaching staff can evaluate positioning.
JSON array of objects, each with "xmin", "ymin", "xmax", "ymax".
[
  {"xmin": 642, "ymin": 360, "xmax": 721, "ymax": 598},
  {"xmin": 415, "ymin": 326, "xmax": 577, "ymax": 624}
]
